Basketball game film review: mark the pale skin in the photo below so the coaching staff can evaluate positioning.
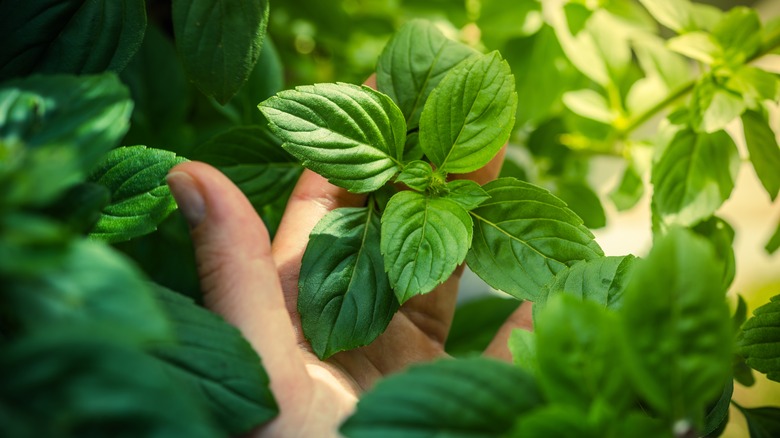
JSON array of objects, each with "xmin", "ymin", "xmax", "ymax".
[{"xmin": 165, "ymin": 78, "xmax": 533, "ymax": 438}]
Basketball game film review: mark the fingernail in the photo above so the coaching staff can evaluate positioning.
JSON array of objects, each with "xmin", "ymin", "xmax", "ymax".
[{"xmin": 167, "ymin": 171, "xmax": 205, "ymax": 228}]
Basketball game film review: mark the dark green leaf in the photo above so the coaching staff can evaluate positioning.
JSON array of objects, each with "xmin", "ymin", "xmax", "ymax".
[
  {"xmin": 702, "ymin": 380, "xmax": 733, "ymax": 437},
  {"xmin": 381, "ymin": 191, "xmax": 472, "ymax": 303},
  {"xmin": 445, "ymin": 180, "xmax": 491, "ymax": 211},
  {"xmin": 692, "ymin": 216, "xmax": 736, "ymax": 290},
  {"xmin": 376, "ymin": 19, "xmax": 476, "ymax": 130},
  {"xmin": 535, "ymin": 295, "xmax": 633, "ymax": 411},
  {"xmin": 88, "ymin": 146, "xmax": 187, "ymax": 243},
  {"xmin": 0, "ymin": 74, "xmax": 132, "ymax": 206},
  {"xmin": 419, "ymin": 51, "xmax": 517, "ymax": 174},
  {"xmin": 259, "ymin": 83, "xmax": 406, "ymax": 193},
  {"xmin": 151, "ymin": 286, "xmax": 278, "ymax": 434},
  {"xmin": 467, "ymin": 178, "xmax": 603, "ymax": 301},
  {"xmin": 477, "ymin": 0, "xmax": 542, "ymax": 48},
  {"xmin": 298, "ymin": 207, "xmax": 397, "ymax": 359},
  {"xmin": 767, "ymin": 221, "xmax": 780, "ymax": 255},
  {"xmin": 621, "ymin": 228, "xmax": 732, "ymax": 427},
  {"xmin": 395, "ymin": 160, "xmax": 436, "ymax": 193},
  {"xmin": 340, "ymin": 357, "xmax": 544, "ymax": 438},
  {"xmin": 535, "ymin": 255, "xmax": 637, "ymax": 318},
  {"xmin": 734, "ymin": 354, "xmax": 756, "ymax": 387},
  {"xmin": 609, "ymin": 162, "xmax": 645, "ymax": 212},
  {"xmin": 508, "ymin": 405, "xmax": 596, "ymax": 438},
  {"xmin": 0, "ymin": 213, "xmax": 71, "ymax": 277},
  {"xmin": 742, "ymin": 110, "xmax": 780, "ymax": 201},
  {"xmin": 38, "ymin": 182, "xmax": 111, "ymax": 234},
  {"xmin": 172, "ymin": 0, "xmax": 269, "ymax": 104},
  {"xmin": 637, "ymin": 0, "xmax": 694, "ymax": 33},
  {"xmin": 445, "ymin": 296, "xmax": 521, "ymax": 357},
  {"xmin": 651, "ymin": 128, "xmax": 740, "ymax": 227},
  {"xmin": 735, "ymin": 404, "xmax": 780, "ymax": 438},
  {"xmin": 738, "ymin": 294, "xmax": 780, "ymax": 383},
  {"xmin": 712, "ymin": 7, "xmax": 761, "ymax": 66},
  {"xmin": 0, "ymin": 0, "xmax": 146, "ymax": 80},
  {"xmin": 0, "ymin": 333, "xmax": 219, "ymax": 438},
  {"xmin": 191, "ymin": 126, "xmax": 302, "ymax": 210},
  {"xmin": 555, "ymin": 180, "xmax": 607, "ymax": 229},
  {"xmin": 227, "ymin": 37, "xmax": 285, "ymax": 126}
]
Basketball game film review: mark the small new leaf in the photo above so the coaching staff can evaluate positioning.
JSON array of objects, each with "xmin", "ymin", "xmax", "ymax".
[
  {"xmin": 738, "ymin": 294, "xmax": 780, "ymax": 383},
  {"xmin": 395, "ymin": 160, "xmax": 436, "ymax": 193},
  {"xmin": 381, "ymin": 191, "xmax": 472, "ymax": 303},
  {"xmin": 419, "ymin": 51, "xmax": 517, "ymax": 174},
  {"xmin": 298, "ymin": 207, "xmax": 397, "ymax": 359},
  {"xmin": 742, "ymin": 110, "xmax": 780, "ymax": 201},
  {"xmin": 446, "ymin": 180, "xmax": 491, "ymax": 211},
  {"xmin": 259, "ymin": 83, "xmax": 406, "ymax": 193}
]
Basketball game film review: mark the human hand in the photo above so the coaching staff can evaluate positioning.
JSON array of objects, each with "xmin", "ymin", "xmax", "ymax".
[{"xmin": 166, "ymin": 80, "xmax": 533, "ymax": 438}]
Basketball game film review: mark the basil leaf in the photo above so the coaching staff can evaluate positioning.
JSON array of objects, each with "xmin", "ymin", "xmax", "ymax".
[
  {"xmin": 621, "ymin": 228, "xmax": 732, "ymax": 427},
  {"xmin": 227, "ymin": 37, "xmax": 285, "ymax": 126},
  {"xmin": 562, "ymin": 89, "xmax": 614, "ymax": 124},
  {"xmin": 376, "ymin": 19, "xmax": 477, "ymax": 130},
  {"xmin": 692, "ymin": 216, "xmax": 736, "ymax": 290},
  {"xmin": 555, "ymin": 180, "xmax": 606, "ymax": 229},
  {"xmin": 742, "ymin": 110, "xmax": 780, "ymax": 201},
  {"xmin": 0, "ymin": 213, "xmax": 71, "ymax": 276},
  {"xmin": 419, "ymin": 51, "xmax": 517, "ymax": 174},
  {"xmin": 478, "ymin": 0, "xmax": 542, "ymax": 48},
  {"xmin": 395, "ymin": 160, "xmax": 436, "ymax": 193},
  {"xmin": 340, "ymin": 357, "xmax": 543, "ymax": 438},
  {"xmin": 151, "ymin": 286, "xmax": 278, "ymax": 434},
  {"xmin": 609, "ymin": 162, "xmax": 645, "ymax": 212},
  {"xmin": 767, "ymin": 221, "xmax": 780, "ymax": 255},
  {"xmin": 667, "ymin": 32, "xmax": 723, "ymax": 65},
  {"xmin": 651, "ymin": 128, "xmax": 740, "ymax": 227},
  {"xmin": 467, "ymin": 178, "xmax": 603, "ymax": 301},
  {"xmin": 446, "ymin": 296, "xmax": 521, "ymax": 357},
  {"xmin": 88, "ymin": 146, "xmax": 187, "ymax": 243},
  {"xmin": 702, "ymin": 380, "xmax": 733, "ymax": 437},
  {"xmin": 0, "ymin": 0, "xmax": 146, "ymax": 80},
  {"xmin": 691, "ymin": 77, "xmax": 746, "ymax": 133},
  {"xmin": 445, "ymin": 180, "xmax": 491, "ymax": 211},
  {"xmin": 508, "ymin": 405, "xmax": 597, "ymax": 438},
  {"xmin": 735, "ymin": 404, "xmax": 780, "ymax": 438},
  {"xmin": 712, "ymin": 7, "xmax": 761, "ymax": 66},
  {"xmin": 535, "ymin": 255, "xmax": 637, "ymax": 318},
  {"xmin": 637, "ymin": 0, "xmax": 694, "ymax": 33},
  {"xmin": 508, "ymin": 329, "xmax": 537, "ymax": 377},
  {"xmin": 39, "ymin": 182, "xmax": 111, "ymax": 234},
  {"xmin": 381, "ymin": 191, "xmax": 472, "ymax": 303},
  {"xmin": 298, "ymin": 207, "xmax": 397, "ymax": 359},
  {"xmin": 738, "ymin": 294, "xmax": 780, "ymax": 383},
  {"xmin": 727, "ymin": 66, "xmax": 780, "ymax": 110},
  {"xmin": 259, "ymin": 83, "xmax": 406, "ymax": 193},
  {"xmin": 0, "ymin": 74, "xmax": 132, "ymax": 206},
  {"xmin": 172, "ymin": 0, "xmax": 269, "ymax": 104},
  {"xmin": 192, "ymin": 126, "xmax": 302, "ymax": 210}
]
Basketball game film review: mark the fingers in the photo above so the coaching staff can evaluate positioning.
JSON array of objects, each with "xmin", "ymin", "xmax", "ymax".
[
  {"xmin": 482, "ymin": 301, "xmax": 534, "ymax": 362},
  {"xmin": 166, "ymin": 161, "xmax": 311, "ymax": 395}
]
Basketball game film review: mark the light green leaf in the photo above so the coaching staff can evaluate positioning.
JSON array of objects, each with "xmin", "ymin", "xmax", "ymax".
[
  {"xmin": 535, "ymin": 295, "xmax": 633, "ymax": 412},
  {"xmin": 445, "ymin": 180, "xmax": 491, "ymax": 211},
  {"xmin": 712, "ymin": 7, "xmax": 762, "ymax": 66},
  {"xmin": 651, "ymin": 128, "xmax": 740, "ymax": 227},
  {"xmin": 767, "ymin": 221, "xmax": 780, "ymax": 255},
  {"xmin": 637, "ymin": 0, "xmax": 694, "ymax": 33},
  {"xmin": 467, "ymin": 178, "xmax": 603, "ymax": 301},
  {"xmin": 172, "ymin": 0, "xmax": 269, "ymax": 104},
  {"xmin": 151, "ymin": 286, "xmax": 278, "ymax": 434},
  {"xmin": 691, "ymin": 78, "xmax": 746, "ymax": 133},
  {"xmin": 555, "ymin": 180, "xmax": 607, "ymax": 229},
  {"xmin": 88, "ymin": 146, "xmax": 187, "ymax": 243},
  {"xmin": 446, "ymin": 296, "xmax": 521, "ymax": 357},
  {"xmin": 633, "ymin": 33, "xmax": 691, "ymax": 90},
  {"xmin": 419, "ymin": 51, "xmax": 517, "ymax": 174},
  {"xmin": 259, "ymin": 83, "xmax": 406, "ymax": 193},
  {"xmin": 381, "ymin": 191, "xmax": 472, "ymax": 303},
  {"xmin": 609, "ymin": 162, "xmax": 644, "ymax": 211},
  {"xmin": 691, "ymin": 3, "xmax": 723, "ymax": 31},
  {"xmin": 742, "ymin": 110, "xmax": 780, "ymax": 201},
  {"xmin": 0, "ymin": 0, "xmax": 146, "ymax": 80},
  {"xmin": 562, "ymin": 89, "xmax": 614, "ymax": 124},
  {"xmin": 535, "ymin": 255, "xmax": 637, "ymax": 319},
  {"xmin": 508, "ymin": 329, "xmax": 537, "ymax": 377},
  {"xmin": 692, "ymin": 216, "xmax": 736, "ymax": 290},
  {"xmin": 0, "ymin": 74, "xmax": 133, "ymax": 206},
  {"xmin": 395, "ymin": 160, "xmax": 436, "ymax": 193},
  {"xmin": 735, "ymin": 404, "xmax": 780, "ymax": 438},
  {"xmin": 727, "ymin": 66, "xmax": 780, "ymax": 110},
  {"xmin": 298, "ymin": 207, "xmax": 397, "ymax": 359},
  {"xmin": 376, "ymin": 20, "xmax": 477, "ymax": 130},
  {"xmin": 738, "ymin": 294, "xmax": 780, "ymax": 383},
  {"xmin": 340, "ymin": 357, "xmax": 544, "ymax": 438},
  {"xmin": 621, "ymin": 228, "xmax": 732, "ymax": 427},
  {"xmin": 667, "ymin": 32, "xmax": 723, "ymax": 65},
  {"xmin": 192, "ymin": 126, "xmax": 302, "ymax": 209}
]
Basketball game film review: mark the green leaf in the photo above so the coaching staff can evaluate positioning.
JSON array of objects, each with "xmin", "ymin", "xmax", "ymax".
[
  {"xmin": 467, "ymin": 178, "xmax": 603, "ymax": 301},
  {"xmin": 227, "ymin": 37, "xmax": 285, "ymax": 126},
  {"xmin": 508, "ymin": 405, "xmax": 596, "ymax": 438},
  {"xmin": 555, "ymin": 180, "xmax": 607, "ymax": 229},
  {"xmin": 477, "ymin": 0, "xmax": 542, "ymax": 48},
  {"xmin": 691, "ymin": 78, "xmax": 746, "ymax": 133},
  {"xmin": 508, "ymin": 328, "xmax": 537, "ymax": 377},
  {"xmin": 0, "ymin": 333, "xmax": 219, "ymax": 438},
  {"xmin": 712, "ymin": 7, "xmax": 762, "ymax": 66},
  {"xmin": 381, "ymin": 191, "xmax": 472, "ymax": 303},
  {"xmin": 727, "ymin": 66, "xmax": 780, "ymax": 110},
  {"xmin": 259, "ymin": 83, "xmax": 406, "ymax": 193},
  {"xmin": 667, "ymin": 32, "xmax": 723, "ymax": 65},
  {"xmin": 702, "ymin": 381, "xmax": 733, "ymax": 438},
  {"xmin": 651, "ymin": 128, "xmax": 740, "ymax": 227},
  {"xmin": 738, "ymin": 294, "xmax": 780, "ymax": 383},
  {"xmin": 621, "ymin": 228, "xmax": 732, "ymax": 427},
  {"xmin": 172, "ymin": 0, "xmax": 269, "ymax": 104},
  {"xmin": 0, "ymin": 74, "xmax": 133, "ymax": 206},
  {"xmin": 39, "ymin": 182, "xmax": 111, "ymax": 234},
  {"xmin": 376, "ymin": 19, "xmax": 477, "ymax": 130},
  {"xmin": 445, "ymin": 296, "xmax": 521, "ymax": 357},
  {"xmin": 735, "ymin": 404, "xmax": 780, "ymax": 438},
  {"xmin": 445, "ymin": 180, "xmax": 491, "ymax": 211},
  {"xmin": 340, "ymin": 357, "xmax": 544, "ymax": 438},
  {"xmin": 633, "ymin": 33, "xmax": 691, "ymax": 90},
  {"xmin": 0, "ymin": 0, "xmax": 146, "ymax": 80},
  {"xmin": 562, "ymin": 89, "xmax": 614, "ymax": 124},
  {"xmin": 637, "ymin": 0, "xmax": 694, "ymax": 33},
  {"xmin": 609, "ymin": 162, "xmax": 644, "ymax": 211},
  {"xmin": 419, "ymin": 51, "xmax": 517, "ymax": 174},
  {"xmin": 535, "ymin": 295, "xmax": 633, "ymax": 411},
  {"xmin": 395, "ymin": 160, "xmax": 436, "ymax": 193},
  {"xmin": 192, "ymin": 126, "xmax": 302, "ymax": 210},
  {"xmin": 88, "ymin": 146, "xmax": 187, "ymax": 243},
  {"xmin": 298, "ymin": 207, "xmax": 397, "ymax": 359},
  {"xmin": 742, "ymin": 110, "xmax": 780, "ymax": 201},
  {"xmin": 535, "ymin": 255, "xmax": 637, "ymax": 319},
  {"xmin": 0, "ymin": 213, "xmax": 71, "ymax": 276},
  {"xmin": 692, "ymin": 216, "xmax": 736, "ymax": 290},
  {"xmin": 151, "ymin": 286, "xmax": 278, "ymax": 434},
  {"xmin": 767, "ymin": 221, "xmax": 780, "ymax": 255}
]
